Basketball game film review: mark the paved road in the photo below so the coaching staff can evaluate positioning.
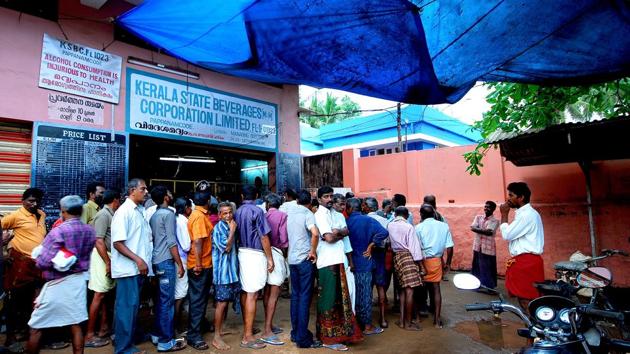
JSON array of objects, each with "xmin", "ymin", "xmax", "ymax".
[{"xmin": 17, "ymin": 273, "xmax": 528, "ymax": 353}]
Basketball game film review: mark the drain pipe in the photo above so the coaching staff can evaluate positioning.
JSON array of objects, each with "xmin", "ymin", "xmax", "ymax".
[{"xmin": 579, "ymin": 160, "xmax": 597, "ymax": 259}]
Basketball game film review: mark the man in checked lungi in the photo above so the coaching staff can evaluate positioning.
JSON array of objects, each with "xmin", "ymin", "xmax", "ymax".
[
  {"xmin": 388, "ymin": 206, "xmax": 425, "ymax": 331},
  {"xmin": 27, "ymin": 195, "xmax": 96, "ymax": 354}
]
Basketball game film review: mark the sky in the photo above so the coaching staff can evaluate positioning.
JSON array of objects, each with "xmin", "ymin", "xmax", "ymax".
[{"xmin": 299, "ymin": 83, "xmax": 491, "ymax": 125}]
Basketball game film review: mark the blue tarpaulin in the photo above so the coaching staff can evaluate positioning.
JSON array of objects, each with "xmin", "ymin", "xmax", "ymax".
[{"xmin": 117, "ymin": 0, "xmax": 630, "ymax": 104}]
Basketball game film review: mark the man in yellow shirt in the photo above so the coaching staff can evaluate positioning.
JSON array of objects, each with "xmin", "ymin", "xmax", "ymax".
[
  {"xmin": 81, "ymin": 182, "xmax": 105, "ymax": 225},
  {"xmin": 1, "ymin": 188, "xmax": 46, "ymax": 347}
]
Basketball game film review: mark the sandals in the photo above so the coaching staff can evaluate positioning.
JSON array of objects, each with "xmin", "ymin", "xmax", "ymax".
[
  {"xmin": 188, "ymin": 340, "xmax": 209, "ymax": 351},
  {"xmin": 43, "ymin": 342, "xmax": 70, "ymax": 350},
  {"xmin": 323, "ymin": 343, "xmax": 349, "ymax": 351},
  {"xmin": 259, "ymin": 335, "xmax": 284, "ymax": 345},
  {"xmin": 271, "ymin": 326, "xmax": 284, "ymax": 334},
  {"xmin": 239, "ymin": 340, "xmax": 266, "ymax": 349},
  {"xmin": 157, "ymin": 339, "xmax": 187, "ymax": 352},
  {"xmin": 84, "ymin": 337, "xmax": 110, "ymax": 348},
  {"xmin": 363, "ymin": 327, "xmax": 384, "ymax": 335}
]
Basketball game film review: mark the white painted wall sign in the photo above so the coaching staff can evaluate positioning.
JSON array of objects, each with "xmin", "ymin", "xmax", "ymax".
[
  {"xmin": 39, "ymin": 34, "xmax": 122, "ymax": 103},
  {"xmin": 47, "ymin": 93, "xmax": 105, "ymax": 126}
]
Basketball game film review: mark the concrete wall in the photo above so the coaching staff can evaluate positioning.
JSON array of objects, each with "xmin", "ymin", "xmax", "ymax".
[
  {"xmin": 343, "ymin": 146, "xmax": 630, "ymax": 286},
  {"xmin": 0, "ymin": 4, "xmax": 299, "ymax": 154}
]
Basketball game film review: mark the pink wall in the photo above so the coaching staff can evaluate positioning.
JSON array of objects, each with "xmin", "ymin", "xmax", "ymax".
[
  {"xmin": 344, "ymin": 147, "xmax": 630, "ymax": 286},
  {"xmin": 0, "ymin": 4, "xmax": 299, "ymax": 153}
]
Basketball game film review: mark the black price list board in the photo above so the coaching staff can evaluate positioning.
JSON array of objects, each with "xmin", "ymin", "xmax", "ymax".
[
  {"xmin": 276, "ymin": 152, "xmax": 302, "ymax": 193},
  {"xmin": 33, "ymin": 125, "xmax": 127, "ymax": 228}
]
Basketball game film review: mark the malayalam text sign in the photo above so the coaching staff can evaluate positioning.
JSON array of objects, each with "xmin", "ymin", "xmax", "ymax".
[
  {"xmin": 127, "ymin": 69, "xmax": 277, "ymax": 150},
  {"xmin": 47, "ymin": 93, "xmax": 105, "ymax": 126},
  {"xmin": 39, "ymin": 34, "xmax": 122, "ymax": 103}
]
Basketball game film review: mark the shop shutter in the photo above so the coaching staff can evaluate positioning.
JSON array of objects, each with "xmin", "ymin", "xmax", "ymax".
[{"xmin": 0, "ymin": 123, "xmax": 32, "ymax": 215}]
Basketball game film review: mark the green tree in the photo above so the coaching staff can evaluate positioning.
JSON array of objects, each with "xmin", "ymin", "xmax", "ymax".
[
  {"xmin": 464, "ymin": 78, "xmax": 630, "ymax": 175},
  {"xmin": 300, "ymin": 92, "xmax": 361, "ymax": 128}
]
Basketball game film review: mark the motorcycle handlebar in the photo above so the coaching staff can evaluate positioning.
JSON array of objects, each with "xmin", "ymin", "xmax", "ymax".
[
  {"xmin": 579, "ymin": 306, "xmax": 625, "ymax": 321},
  {"xmin": 465, "ymin": 303, "xmax": 493, "ymax": 311},
  {"xmin": 600, "ymin": 249, "xmax": 629, "ymax": 257}
]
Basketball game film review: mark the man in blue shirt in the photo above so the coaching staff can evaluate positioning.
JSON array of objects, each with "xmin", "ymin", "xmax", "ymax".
[
  {"xmin": 345, "ymin": 198, "xmax": 388, "ymax": 335},
  {"xmin": 235, "ymin": 185, "xmax": 273, "ymax": 349}
]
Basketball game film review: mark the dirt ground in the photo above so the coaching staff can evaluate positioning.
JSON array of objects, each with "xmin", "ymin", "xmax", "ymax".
[{"xmin": 11, "ymin": 273, "xmax": 529, "ymax": 354}]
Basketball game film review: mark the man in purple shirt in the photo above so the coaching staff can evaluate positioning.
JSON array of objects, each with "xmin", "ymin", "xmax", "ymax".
[
  {"xmin": 260, "ymin": 193, "xmax": 289, "ymax": 345},
  {"xmin": 27, "ymin": 195, "xmax": 96, "ymax": 354},
  {"xmin": 235, "ymin": 185, "xmax": 273, "ymax": 349}
]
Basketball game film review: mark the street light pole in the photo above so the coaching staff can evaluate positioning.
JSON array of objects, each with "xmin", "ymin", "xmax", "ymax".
[{"xmin": 396, "ymin": 102, "xmax": 402, "ymax": 152}]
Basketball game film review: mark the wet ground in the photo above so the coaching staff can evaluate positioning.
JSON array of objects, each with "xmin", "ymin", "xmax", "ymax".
[{"xmin": 9, "ymin": 273, "xmax": 530, "ymax": 353}]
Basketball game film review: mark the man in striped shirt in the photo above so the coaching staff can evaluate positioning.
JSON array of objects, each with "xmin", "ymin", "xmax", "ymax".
[{"xmin": 211, "ymin": 202, "xmax": 240, "ymax": 351}]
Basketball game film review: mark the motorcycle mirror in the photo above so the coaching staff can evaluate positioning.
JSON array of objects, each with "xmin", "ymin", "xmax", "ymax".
[
  {"xmin": 453, "ymin": 273, "xmax": 481, "ymax": 290},
  {"xmin": 577, "ymin": 267, "xmax": 612, "ymax": 289}
]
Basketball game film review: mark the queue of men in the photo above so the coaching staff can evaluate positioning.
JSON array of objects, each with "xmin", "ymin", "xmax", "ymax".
[{"xmin": 0, "ymin": 179, "xmax": 545, "ymax": 353}]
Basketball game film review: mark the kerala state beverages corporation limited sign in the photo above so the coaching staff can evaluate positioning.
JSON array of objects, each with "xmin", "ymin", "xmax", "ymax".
[{"xmin": 126, "ymin": 69, "xmax": 278, "ymax": 151}]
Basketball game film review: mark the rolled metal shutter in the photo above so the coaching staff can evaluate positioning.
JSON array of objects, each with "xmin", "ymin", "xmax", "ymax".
[{"xmin": 0, "ymin": 123, "xmax": 32, "ymax": 215}]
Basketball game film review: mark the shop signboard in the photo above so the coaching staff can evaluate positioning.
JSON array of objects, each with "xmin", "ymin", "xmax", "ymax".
[
  {"xmin": 126, "ymin": 68, "xmax": 278, "ymax": 151},
  {"xmin": 39, "ymin": 33, "xmax": 122, "ymax": 104},
  {"xmin": 47, "ymin": 93, "xmax": 105, "ymax": 126}
]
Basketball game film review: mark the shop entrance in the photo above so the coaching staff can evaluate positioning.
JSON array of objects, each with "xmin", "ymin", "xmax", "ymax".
[{"xmin": 128, "ymin": 135, "xmax": 272, "ymax": 201}]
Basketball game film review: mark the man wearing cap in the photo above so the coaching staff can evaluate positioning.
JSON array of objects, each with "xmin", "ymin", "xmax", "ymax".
[{"xmin": 27, "ymin": 195, "xmax": 96, "ymax": 354}]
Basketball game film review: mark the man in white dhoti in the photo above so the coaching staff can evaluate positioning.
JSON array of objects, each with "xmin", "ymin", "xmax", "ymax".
[{"xmin": 27, "ymin": 195, "xmax": 96, "ymax": 354}]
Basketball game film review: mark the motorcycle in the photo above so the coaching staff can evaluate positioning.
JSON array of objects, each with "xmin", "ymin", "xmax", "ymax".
[
  {"xmin": 535, "ymin": 249, "xmax": 628, "ymax": 304},
  {"xmin": 454, "ymin": 272, "xmax": 630, "ymax": 353},
  {"xmin": 535, "ymin": 249, "xmax": 630, "ymax": 339}
]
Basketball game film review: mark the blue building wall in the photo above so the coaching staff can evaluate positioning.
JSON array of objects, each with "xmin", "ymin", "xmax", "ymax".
[{"xmin": 301, "ymin": 105, "xmax": 480, "ymax": 154}]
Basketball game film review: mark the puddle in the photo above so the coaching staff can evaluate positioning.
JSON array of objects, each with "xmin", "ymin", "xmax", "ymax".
[{"xmin": 453, "ymin": 316, "xmax": 528, "ymax": 350}]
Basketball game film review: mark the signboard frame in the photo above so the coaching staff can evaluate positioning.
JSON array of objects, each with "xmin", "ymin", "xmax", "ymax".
[{"xmin": 125, "ymin": 68, "xmax": 279, "ymax": 153}]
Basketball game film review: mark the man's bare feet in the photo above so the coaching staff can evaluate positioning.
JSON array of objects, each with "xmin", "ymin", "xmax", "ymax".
[{"xmin": 212, "ymin": 337, "xmax": 231, "ymax": 351}]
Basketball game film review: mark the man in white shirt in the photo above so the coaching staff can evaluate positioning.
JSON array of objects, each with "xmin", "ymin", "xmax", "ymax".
[
  {"xmin": 415, "ymin": 205, "xmax": 454, "ymax": 328},
  {"xmin": 314, "ymin": 187, "xmax": 362, "ymax": 351},
  {"xmin": 111, "ymin": 178, "xmax": 153, "ymax": 354},
  {"xmin": 330, "ymin": 194, "xmax": 355, "ymax": 312},
  {"xmin": 499, "ymin": 182, "xmax": 545, "ymax": 312}
]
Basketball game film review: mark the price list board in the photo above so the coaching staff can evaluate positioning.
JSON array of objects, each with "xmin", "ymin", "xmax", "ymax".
[
  {"xmin": 33, "ymin": 124, "xmax": 127, "ymax": 228},
  {"xmin": 276, "ymin": 152, "xmax": 302, "ymax": 193}
]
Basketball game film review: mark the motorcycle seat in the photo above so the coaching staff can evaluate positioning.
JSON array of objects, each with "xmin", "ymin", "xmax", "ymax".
[
  {"xmin": 534, "ymin": 280, "xmax": 576, "ymax": 297},
  {"xmin": 554, "ymin": 261, "xmax": 587, "ymax": 272}
]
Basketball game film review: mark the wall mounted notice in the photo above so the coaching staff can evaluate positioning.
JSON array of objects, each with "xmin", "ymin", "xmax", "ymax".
[
  {"xmin": 47, "ymin": 93, "xmax": 105, "ymax": 126},
  {"xmin": 39, "ymin": 34, "xmax": 122, "ymax": 104},
  {"xmin": 126, "ymin": 68, "xmax": 277, "ymax": 151},
  {"xmin": 33, "ymin": 124, "xmax": 126, "ymax": 228},
  {"xmin": 276, "ymin": 152, "xmax": 302, "ymax": 193}
]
